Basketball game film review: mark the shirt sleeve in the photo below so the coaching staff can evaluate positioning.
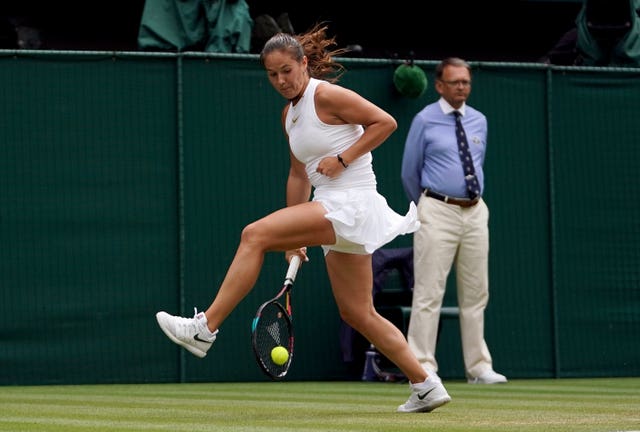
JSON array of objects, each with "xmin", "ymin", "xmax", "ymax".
[{"xmin": 401, "ymin": 114, "xmax": 426, "ymax": 204}]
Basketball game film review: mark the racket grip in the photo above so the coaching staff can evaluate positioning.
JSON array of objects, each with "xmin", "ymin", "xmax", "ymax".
[{"xmin": 286, "ymin": 255, "xmax": 302, "ymax": 282}]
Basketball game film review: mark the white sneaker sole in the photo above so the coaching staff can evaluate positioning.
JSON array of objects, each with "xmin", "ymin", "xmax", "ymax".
[
  {"xmin": 397, "ymin": 394, "xmax": 452, "ymax": 413},
  {"xmin": 156, "ymin": 312, "xmax": 207, "ymax": 358}
]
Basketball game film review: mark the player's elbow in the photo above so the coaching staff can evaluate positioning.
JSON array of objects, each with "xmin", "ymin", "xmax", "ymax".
[
  {"xmin": 371, "ymin": 112, "xmax": 397, "ymax": 135},
  {"xmin": 385, "ymin": 113, "xmax": 398, "ymax": 133}
]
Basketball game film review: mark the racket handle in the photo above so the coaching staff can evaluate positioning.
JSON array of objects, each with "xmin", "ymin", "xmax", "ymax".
[{"xmin": 285, "ymin": 255, "xmax": 302, "ymax": 283}]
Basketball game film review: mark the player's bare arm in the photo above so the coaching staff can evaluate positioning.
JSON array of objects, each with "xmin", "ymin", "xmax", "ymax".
[
  {"xmin": 314, "ymin": 82, "xmax": 396, "ymax": 166},
  {"xmin": 286, "ymin": 151, "xmax": 311, "ymax": 206}
]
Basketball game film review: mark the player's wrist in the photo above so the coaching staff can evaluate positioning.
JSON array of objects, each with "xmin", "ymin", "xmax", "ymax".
[{"xmin": 337, "ymin": 154, "xmax": 349, "ymax": 168}]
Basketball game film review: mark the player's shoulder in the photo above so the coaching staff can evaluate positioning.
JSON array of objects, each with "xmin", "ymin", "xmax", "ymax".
[
  {"xmin": 314, "ymin": 79, "xmax": 347, "ymax": 96},
  {"xmin": 314, "ymin": 79, "xmax": 361, "ymax": 107}
]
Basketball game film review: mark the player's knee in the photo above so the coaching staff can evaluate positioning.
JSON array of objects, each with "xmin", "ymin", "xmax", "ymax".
[
  {"xmin": 338, "ymin": 305, "xmax": 371, "ymax": 332},
  {"xmin": 240, "ymin": 221, "xmax": 269, "ymax": 249}
]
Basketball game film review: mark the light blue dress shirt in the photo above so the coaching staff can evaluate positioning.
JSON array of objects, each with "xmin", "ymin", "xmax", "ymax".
[{"xmin": 401, "ymin": 98, "xmax": 488, "ymax": 204}]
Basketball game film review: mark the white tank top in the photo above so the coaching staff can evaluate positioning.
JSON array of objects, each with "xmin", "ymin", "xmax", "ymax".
[{"xmin": 285, "ymin": 78, "xmax": 376, "ymax": 191}]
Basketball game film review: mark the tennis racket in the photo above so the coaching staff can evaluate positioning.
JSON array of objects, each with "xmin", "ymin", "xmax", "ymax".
[{"xmin": 251, "ymin": 255, "xmax": 301, "ymax": 380}]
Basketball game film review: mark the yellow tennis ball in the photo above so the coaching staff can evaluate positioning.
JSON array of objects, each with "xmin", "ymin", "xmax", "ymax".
[{"xmin": 271, "ymin": 346, "xmax": 289, "ymax": 366}]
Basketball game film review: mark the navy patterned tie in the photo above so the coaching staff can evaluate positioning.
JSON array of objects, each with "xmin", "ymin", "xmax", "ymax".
[{"xmin": 454, "ymin": 111, "xmax": 480, "ymax": 199}]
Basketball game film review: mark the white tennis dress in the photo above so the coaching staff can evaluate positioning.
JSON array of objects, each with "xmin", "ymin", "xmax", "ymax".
[{"xmin": 286, "ymin": 78, "xmax": 418, "ymax": 255}]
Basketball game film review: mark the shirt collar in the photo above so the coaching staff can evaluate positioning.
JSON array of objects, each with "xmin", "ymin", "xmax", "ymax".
[{"xmin": 438, "ymin": 98, "xmax": 466, "ymax": 116}]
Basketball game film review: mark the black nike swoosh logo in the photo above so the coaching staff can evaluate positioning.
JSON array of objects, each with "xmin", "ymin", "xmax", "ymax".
[
  {"xmin": 417, "ymin": 388, "xmax": 435, "ymax": 400},
  {"xmin": 193, "ymin": 333, "xmax": 213, "ymax": 344}
]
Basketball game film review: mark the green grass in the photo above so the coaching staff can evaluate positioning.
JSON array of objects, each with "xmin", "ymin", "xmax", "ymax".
[{"xmin": 0, "ymin": 378, "xmax": 638, "ymax": 431}]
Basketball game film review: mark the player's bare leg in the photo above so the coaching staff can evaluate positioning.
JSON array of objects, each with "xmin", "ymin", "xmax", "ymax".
[
  {"xmin": 326, "ymin": 251, "xmax": 451, "ymax": 412},
  {"xmin": 202, "ymin": 201, "xmax": 335, "ymax": 331}
]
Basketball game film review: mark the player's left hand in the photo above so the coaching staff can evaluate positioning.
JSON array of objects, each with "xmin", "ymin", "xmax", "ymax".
[{"xmin": 315, "ymin": 156, "xmax": 344, "ymax": 178}]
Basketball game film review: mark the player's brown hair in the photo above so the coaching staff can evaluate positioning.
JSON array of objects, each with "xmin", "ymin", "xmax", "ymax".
[{"xmin": 260, "ymin": 23, "xmax": 347, "ymax": 83}]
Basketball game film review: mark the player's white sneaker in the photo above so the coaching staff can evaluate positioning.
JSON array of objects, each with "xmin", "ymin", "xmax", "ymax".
[
  {"xmin": 424, "ymin": 367, "xmax": 442, "ymax": 384},
  {"xmin": 397, "ymin": 376, "xmax": 452, "ymax": 413},
  {"xmin": 155, "ymin": 308, "xmax": 218, "ymax": 358}
]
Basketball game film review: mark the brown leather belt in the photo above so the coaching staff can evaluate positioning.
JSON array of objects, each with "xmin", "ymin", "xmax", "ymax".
[{"xmin": 424, "ymin": 189, "xmax": 480, "ymax": 208}]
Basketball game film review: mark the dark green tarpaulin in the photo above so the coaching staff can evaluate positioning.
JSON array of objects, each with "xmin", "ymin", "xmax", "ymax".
[
  {"xmin": 137, "ymin": 0, "xmax": 253, "ymax": 53},
  {"xmin": 576, "ymin": 0, "xmax": 640, "ymax": 66}
]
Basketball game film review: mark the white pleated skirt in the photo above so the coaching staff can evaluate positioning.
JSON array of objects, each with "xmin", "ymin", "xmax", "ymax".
[{"xmin": 313, "ymin": 188, "xmax": 419, "ymax": 255}]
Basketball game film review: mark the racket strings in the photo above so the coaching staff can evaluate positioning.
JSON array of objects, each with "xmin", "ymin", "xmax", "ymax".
[
  {"xmin": 254, "ymin": 301, "xmax": 292, "ymax": 378},
  {"xmin": 265, "ymin": 321, "xmax": 283, "ymax": 345}
]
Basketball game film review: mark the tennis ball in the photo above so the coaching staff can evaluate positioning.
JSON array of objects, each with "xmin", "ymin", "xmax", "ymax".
[{"xmin": 271, "ymin": 346, "xmax": 289, "ymax": 366}]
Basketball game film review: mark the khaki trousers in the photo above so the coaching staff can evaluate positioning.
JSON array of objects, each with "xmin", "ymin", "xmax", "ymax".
[{"xmin": 407, "ymin": 194, "xmax": 493, "ymax": 379}]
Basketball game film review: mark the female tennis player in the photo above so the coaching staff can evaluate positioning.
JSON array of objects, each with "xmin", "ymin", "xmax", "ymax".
[{"xmin": 155, "ymin": 24, "xmax": 451, "ymax": 413}]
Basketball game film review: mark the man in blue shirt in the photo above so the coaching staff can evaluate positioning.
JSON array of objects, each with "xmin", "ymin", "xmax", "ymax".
[{"xmin": 401, "ymin": 57, "xmax": 507, "ymax": 384}]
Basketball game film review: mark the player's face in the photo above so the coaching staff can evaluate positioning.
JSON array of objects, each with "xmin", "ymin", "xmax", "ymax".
[
  {"xmin": 263, "ymin": 50, "xmax": 309, "ymax": 101},
  {"xmin": 435, "ymin": 65, "xmax": 472, "ymax": 109}
]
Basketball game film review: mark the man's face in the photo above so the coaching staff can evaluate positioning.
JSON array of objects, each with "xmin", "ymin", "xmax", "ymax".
[{"xmin": 435, "ymin": 65, "xmax": 472, "ymax": 109}]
